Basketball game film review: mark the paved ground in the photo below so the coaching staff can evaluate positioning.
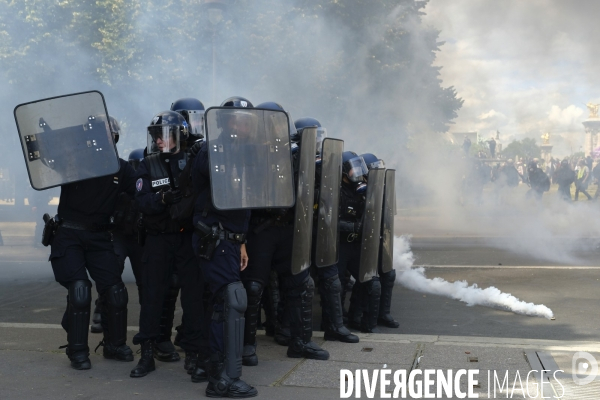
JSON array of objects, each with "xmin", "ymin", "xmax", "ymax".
[{"xmin": 1, "ymin": 221, "xmax": 600, "ymax": 399}]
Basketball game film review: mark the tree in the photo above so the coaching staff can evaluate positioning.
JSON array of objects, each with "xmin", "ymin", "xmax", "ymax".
[{"xmin": 501, "ymin": 138, "xmax": 541, "ymax": 160}]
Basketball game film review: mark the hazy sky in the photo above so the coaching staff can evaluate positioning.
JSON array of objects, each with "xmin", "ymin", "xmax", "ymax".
[{"xmin": 423, "ymin": 0, "xmax": 600, "ymax": 156}]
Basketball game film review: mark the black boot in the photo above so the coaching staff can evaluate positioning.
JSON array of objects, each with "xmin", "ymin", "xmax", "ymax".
[
  {"xmin": 206, "ymin": 353, "xmax": 257, "ymax": 398},
  {"xmin": 206, "ymin": 282, "xmax": 257, "ymax": 398},
  {"xmin": 98, "ymin": 283, "xmax": 134, "ymax": 362},
  {"xmin": 319, "ymin": 275, "xmax": 359, "ymax": 343},
  {"xmin": 286, "ymin": 276, "xmax": 330, "ymax": 360},
  {"xmin": 130, "ymin": 340, "xmax": 155, "ymax": 378},
  {"xmin": 65, "ymin": 281, "xmax": 92, "ymax": 370},
  {"xmin": 191, "ymin": 355, "xmax": 209, "ymax": 383},
  {"xmin": 154, "ymin": 275, "xmax": 180, "ymax": 362},
  {"xmin": 242, "ymin": 280, "xmax": 262, "ymax": 367},
  {"xmin": 90, "ymin": 298, "xmax": 103, "ymax": 334},
  {"xmin": 184, "ymin": 351, "xmax": 199, "ymax": 374},
  {"xmin": 66, "ymin": 347, "xmax": 91, "ymax": 370},
  {"xmin": 378, "ymin": 270, "xmax": 399, "ymax": 328},
  {"xmin": 360, "ymin": 279, "xmax": 382, "ymax": 333},
  {"xmin": 347, "ymin": 282, "xmax": 362, "ymax": 330}
]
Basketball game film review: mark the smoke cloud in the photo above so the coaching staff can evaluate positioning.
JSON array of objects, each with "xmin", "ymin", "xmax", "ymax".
[{"xmin": 394, "ymin": 236, "xmax": 555, "ymax": 319}]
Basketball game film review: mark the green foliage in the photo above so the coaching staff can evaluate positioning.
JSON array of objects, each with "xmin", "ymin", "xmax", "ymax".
[
  {"xmin": 0, "ymin": 0, "xmax": 462, "ymax": 143},
  {"xmin": 501, "ymin": 138, "xmax": 541, "ymax": 160}
]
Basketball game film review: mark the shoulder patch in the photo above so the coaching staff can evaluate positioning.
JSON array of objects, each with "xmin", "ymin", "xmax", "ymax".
[{"xmin": 136, "ymin": 178, "xmax": 143, "ymax": 191}]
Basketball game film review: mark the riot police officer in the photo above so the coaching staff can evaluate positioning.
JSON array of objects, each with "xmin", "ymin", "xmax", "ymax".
[
  {"xmin": 168, "ymin": 98, "xmax": 210, "ymax": 375},
  {"xmin": 90, "ymin": 148, "xmax": 147, "ymax": 334},
  {"xmin": 191, "ymin": 96, "xmax": 257, "ymax": 397},
  {"xmin": 295, "ymin": 118, "xmax": 359, "ymax": 344},
  {"xmin": 130, "ymin": 110, "xmax": 198, "ymax": 377},
  {"xmin": 51, "ymin": 118, "xmax": 136, "ymax": 369},
  {"xmin": 360, "ymin": 153, "xmax": 399, "ymax": 328},
  {"xmin": 241, "ymin": 104, "xmax": 330, "ymax": 368},
  {"xmin": 338, "ymin": 152, "xmax": 382, "ymax": 333}
]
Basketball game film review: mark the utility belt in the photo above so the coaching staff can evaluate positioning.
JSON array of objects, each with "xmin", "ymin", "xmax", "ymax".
[
  {"xmin": 59, "ymin": 218, "xmax": 112, "ymax": 232},
  {"xmin": 194, "ymin": 220, "xmax": 246, "ymax": 261},
  {"xmin": 250, "ymin": 215, "xmax": 292, "ymax": 234},
  {"xmin": 41, "ymin": 214, "xmax": 111, "ymax": 246}
]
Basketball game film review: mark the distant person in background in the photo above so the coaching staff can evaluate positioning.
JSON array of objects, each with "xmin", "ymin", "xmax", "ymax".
[
  {"xmin": 487, "ymin": 137, "xmax": 497, "ymax": 159},
  {"xmin": 525, "ymin": 161, "xmax": 550, "ymax": 201},
  {"xmin": 553, "ymin": 160, "xmax": 575, "ymax": 202},
  {"xmin": 462, "ymin": 136, "xmax": 471, "ymax": 155},
  {"xmin": 592, "ymin": 161, "xmax": 600, "ymax": 200},
  {"xmin": 575, "ymin": 159, "xmax": 592, "ymax": 201}
]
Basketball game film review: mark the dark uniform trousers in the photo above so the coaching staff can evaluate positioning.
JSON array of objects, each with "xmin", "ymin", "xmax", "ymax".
[
  {"xmin": 197, "ymin": 239, "xmax": 243, "ymax": 354},
  {"xmin": 51, "ymin": 228, "xmax": 123, "ymax": 331},
  {"xmin": 51, "ymin": 228, "xmax": 122, "ymax": 292},
  {"xmin": 134, "ymin": 231, "xmax": 204, "ymax": 352},
  {"xmin": 113, "ymin": 231, "xmax": 144, "ymax": 296},
  {"xmin": 242, "ymin": 226, "xmax": 308, "ymax": 288}
]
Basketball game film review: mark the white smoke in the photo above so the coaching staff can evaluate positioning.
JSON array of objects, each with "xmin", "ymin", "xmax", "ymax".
[{"xmin": 393, "ymin": 235, "xmax": 554, "ymax": 319}]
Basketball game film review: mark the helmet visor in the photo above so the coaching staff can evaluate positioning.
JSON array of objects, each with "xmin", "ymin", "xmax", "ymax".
[
  {"xmin": 315, "ymin": 127, "xmax": 328, "ymax": 155},
  {"xmin": 222, "ymin": 110, "xmax": 258, "ymax": 140},
  {"xmin": 187, "ymin": 110, "xmax": 205, "ymax": 138},
  {"xmin": 366, "ymin": 159, "xmax": 385, "ymax": 170},
  {"xmin": 147, "ymin": 125, "xmax": 181, "ymax": 154},
  {"xmin": 346, "ymin": 156, "xmax": 368, "ymax": 183}
]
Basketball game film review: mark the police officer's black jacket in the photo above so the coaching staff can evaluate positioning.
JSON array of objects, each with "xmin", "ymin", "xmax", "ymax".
[
  {"xmin": 112, "ymin": 192, "xmax": 139, "ymax": 236},
  {"xmin": 191, "ymin": 141, "xmax": 250, "ymax": 234},
  {"xmin": 57, "ymin": 158, "xmax": 136, "ymax": 225},
  {"xmin": 339, "ymin": 183, "xmax": 364, "ymax": 228},
  {"xmin": 135, "ymin": 151, "xmax": 191, "ymax": 233}
]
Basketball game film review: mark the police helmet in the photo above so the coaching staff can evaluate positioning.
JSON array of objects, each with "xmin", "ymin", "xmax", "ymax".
[
  {"xmin": 128, "ymin": 148, "xmax": 144, "ymax": 171},
  {"xmin": 527, "ymin": 161, "xmax": 537, "ymax": 171},
  {"xmin": 294, "ymin": 117, "xmax": 327, "ymax": 155},
  {"xmin": 221, "ymin": 96, "xmax": 253, "ymax": 108},
  {"xmin": 360, "ymin": 153, "xmax": 385, "ymax": 170},
  {"xmin": 171, "ymin": 98, "xmax": 205, "ymax": 140},
  {"xmin": 342, "ymin": 151, "xmax": 368, "ymax": 193},
  {"xmin": 109, "ymin": 116, "xmax": 121, "ymax": 144},
  {"xmin": 257, "ymin": 101, "xmax": 298, "ymax": 142},
  {"xmin": 147, "ymin": 110, "xmax": 189, "ymax": 155}
]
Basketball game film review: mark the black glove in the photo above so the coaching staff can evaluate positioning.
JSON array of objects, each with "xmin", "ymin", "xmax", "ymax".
[
  {"xmin": 189, "ymin": 141, "xmax": 203, "ymax": 157},
  {"xmin": 162, "ymin": 189, "xmax": 182, "ymax": 205}
]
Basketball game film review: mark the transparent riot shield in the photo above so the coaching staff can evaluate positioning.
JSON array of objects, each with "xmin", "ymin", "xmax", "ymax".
[
  {"xmin": 14, "ymin": 91, "xmax": 119, "ymax": 190},
  {"xmin": 315, "ymin": 138, "xmax": 343, "ymax": 267},
  {"xmin": 205, "ymin": 107, "xmax": 295, "ymax": 210},
  {"xmin": 358, "ymin": 168, "xmax": 385, "ymax": 283},
  {"xmin": 291, "ymin": 128, "xmax": 317, "ymax": 275},
  {"xmin": 381, "ymin": 169, "xmax": 395, "ymax": 274}
]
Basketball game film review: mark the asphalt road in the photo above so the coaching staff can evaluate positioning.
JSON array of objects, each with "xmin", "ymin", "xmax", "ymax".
[{"xmin": 1, "ymin": 234, "xmax": 598, "ymax": 343}]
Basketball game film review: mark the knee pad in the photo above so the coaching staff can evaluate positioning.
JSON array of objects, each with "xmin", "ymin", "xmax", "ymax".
[
  {"xmin": 244, "ymin": 280, "xmax": 263, "ymax": 300},
  {"xmin": 321, "ymin": 274, "xmax": 341, "ymax": 294},
  {"xmin": 105, "ymin": 282, "xmax": 128, "ymax": 308},
  {"xmin": 68, "ymin": 280, "xmax": 92, "ymax": 310},
  {"xmin": 381, "ymin": 269, "xmax": 396, "ymax": 285},
  {"xmin": 364, "ymin": 278, "xmax": 381, "ymax": 297}
]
